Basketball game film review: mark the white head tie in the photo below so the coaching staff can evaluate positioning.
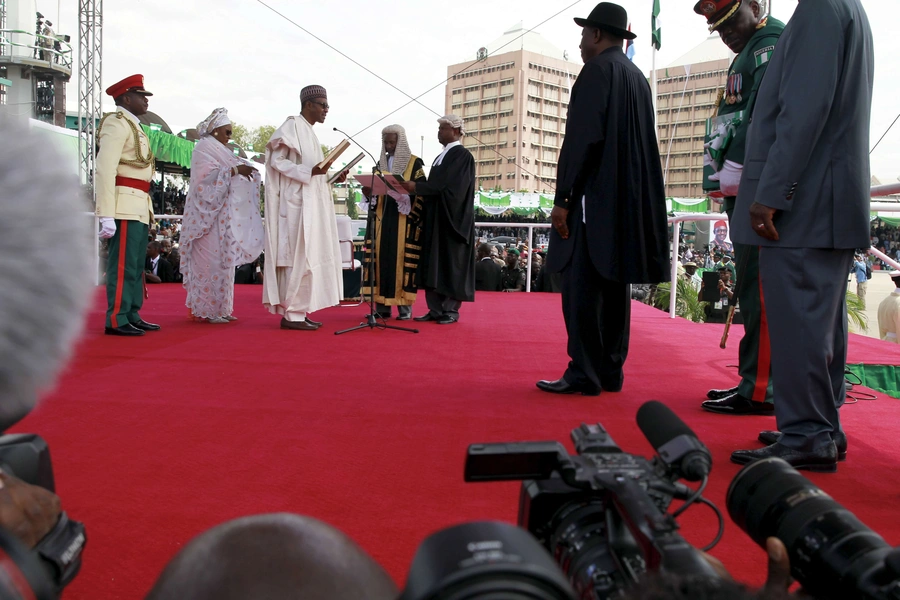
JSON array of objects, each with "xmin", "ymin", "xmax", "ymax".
[{"xmin": 196, "ymin": 108, "xmax": 231, "ymax": 138}]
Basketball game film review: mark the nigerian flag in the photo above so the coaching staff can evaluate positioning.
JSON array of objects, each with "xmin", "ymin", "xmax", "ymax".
[{"xmin": 652, "ymin": 0, "xmax": 662, "ymax": 50}]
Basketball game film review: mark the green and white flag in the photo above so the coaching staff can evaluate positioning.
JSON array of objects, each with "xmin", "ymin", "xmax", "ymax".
[
  {"xmin": 652, "ymin": 0, "xmax": 662, "ymax": 50},
  {"xmin": 754, "ymin": 44, "xmax": 775, "ymax": 67}
]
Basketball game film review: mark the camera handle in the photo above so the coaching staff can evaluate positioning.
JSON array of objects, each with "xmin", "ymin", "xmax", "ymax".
[{"xmin": 594, "ymin": 472, "xmax": 721, "ymax": 580}]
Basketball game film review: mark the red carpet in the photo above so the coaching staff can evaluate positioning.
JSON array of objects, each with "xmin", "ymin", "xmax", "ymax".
[{"xmin": 15, "ymin": 285, "xmax": 900, "ymax": 599}]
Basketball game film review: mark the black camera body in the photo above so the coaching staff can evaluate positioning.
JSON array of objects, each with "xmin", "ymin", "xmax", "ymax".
[
  {"xmin": 0, "ymin": 434, "xmax": 86, "ymax": 599},
  {"xmin": 465, "ymin": 423, "xmax": 718, "ymax": 599}
]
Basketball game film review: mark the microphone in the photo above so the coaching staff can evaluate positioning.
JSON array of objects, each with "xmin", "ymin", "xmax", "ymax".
[
  {"xmin": 333, "ymin": 127, "xmax": 379, "ymax": 168},
  {"xmin": 636, "ymin": 400, "xmax": 712, "ymax": 481}
]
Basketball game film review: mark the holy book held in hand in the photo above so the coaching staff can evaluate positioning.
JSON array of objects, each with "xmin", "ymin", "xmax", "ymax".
[
  {"xmin": 316, "ymin": 139, "xmax": 350, "ymax": 171},
  {"xmin": 327, "ymin": 152, "xmax": 365, "ymax": 184}
]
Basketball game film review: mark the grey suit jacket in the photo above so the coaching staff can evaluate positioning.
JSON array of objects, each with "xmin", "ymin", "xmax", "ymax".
[{"xmin": 731, "ymin": 0, "xmax": 874, "ymax": 249}]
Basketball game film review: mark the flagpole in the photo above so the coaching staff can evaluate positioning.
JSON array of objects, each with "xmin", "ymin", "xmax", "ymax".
[{"xmin": 652, "ymin": 46, "xmax": 658, "ymax": 124}]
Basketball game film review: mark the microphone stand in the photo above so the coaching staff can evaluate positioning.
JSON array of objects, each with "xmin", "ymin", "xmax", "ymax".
[{"xmin": 332, "ymin": 127, "xmax": 418, "ymax": 336}]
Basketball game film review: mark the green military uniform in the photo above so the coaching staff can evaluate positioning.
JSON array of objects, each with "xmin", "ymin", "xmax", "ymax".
[
  {"xmin": 96, "ymin": 75, "xmax": 156, "ymax": 333},
  {"xmin": 709, "ymin": 16, "xmax": 785, "ymax": 404}
]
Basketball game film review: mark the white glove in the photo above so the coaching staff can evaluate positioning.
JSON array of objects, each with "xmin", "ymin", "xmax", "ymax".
[
  {"xmin": 708, "ymin": 160, "xmax": 743, "ymax": 196},
  {"xmin": 98, "ymin": 217, "xmax": 116, "ymax": 239}
]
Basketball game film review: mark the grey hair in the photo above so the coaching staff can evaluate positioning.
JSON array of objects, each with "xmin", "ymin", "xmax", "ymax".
[{"xmin": 0, "ymin": 120, "xmax": 94, "ymax": 430}]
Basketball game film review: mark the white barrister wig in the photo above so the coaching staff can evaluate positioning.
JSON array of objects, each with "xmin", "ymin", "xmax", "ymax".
[
  {"xmin": 438, "ymin": 114, "xmax": 466, "ymax": 134},
  {"xmin": 0, "ymin": 119, "xmax": 94, "ymax": 430}
]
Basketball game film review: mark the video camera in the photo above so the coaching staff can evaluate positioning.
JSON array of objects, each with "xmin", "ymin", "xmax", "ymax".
[
  {"xmin": 0, "ymin": 434, "xmax": 86, "ymax": 600},
  {"xmin": 401, "ymin": 401, "xmax": 723, "ymax": 599}
]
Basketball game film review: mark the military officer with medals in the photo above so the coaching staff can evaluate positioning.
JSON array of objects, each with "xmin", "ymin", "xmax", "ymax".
[
  {"xmin": 695, "ymin": 0, "xmax": 785, "ymax": 414},
  {"xmin": 96, "ymin": 74, "xmax": 160, "ymax": 337}
]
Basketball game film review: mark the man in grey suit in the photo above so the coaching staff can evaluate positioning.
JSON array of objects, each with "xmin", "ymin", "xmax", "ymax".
[{"xmin": 730, "ymin": 0, "xmax": 873, "ymax": 473}]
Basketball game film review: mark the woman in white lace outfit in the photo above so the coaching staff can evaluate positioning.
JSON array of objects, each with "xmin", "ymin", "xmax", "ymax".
[{"xmin": 181, "ymin": 108, "xmax": 264, "ymax": 323}]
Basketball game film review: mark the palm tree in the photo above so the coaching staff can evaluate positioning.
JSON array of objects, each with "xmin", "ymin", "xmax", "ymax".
[
  {"xmin": 653, "ymin": 276, "xmax": 708, "ymax": 323},
  {"xmin": 846, "ymin": 289, "xmax": 867, "ymax": 331}
]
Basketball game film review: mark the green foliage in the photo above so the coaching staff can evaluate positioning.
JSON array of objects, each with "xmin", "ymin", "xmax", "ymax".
[
  {"xmin": 653, "ymin": 276, "xmax": 708, "ymax": 323},
  {"xmin": 251, "ymin": 125, "xmax": 276, "ymax": 153},
  {"xmin": 231, "ymin": 123, "xmax": 251, "ymax": 149},
  {"xmin": 846, "ymin": 289, "xmax": 867, "ymax": 331},
  {"xmin": 347, "ymin": 192, "xmax": 359, "ymax": 219},
  {"xmin": 231, "ymin": 123, "xmax": 276, "ymax": 153},
  {"xmin": 259, "ymin": 183, "xmax": 266, "ymax": 217},
  {"xmin": 653, "ymin": 278, "xmax": 868, "ymax": 330}
]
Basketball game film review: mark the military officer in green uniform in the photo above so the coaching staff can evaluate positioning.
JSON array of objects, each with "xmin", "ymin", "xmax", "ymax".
[
  {"xmin": 695, "ymin": 0, "xmax": 784, "ymax": 414},
  {"xmin": 96, "ymin": 74, "xmax": 160, "ymax": 336}
]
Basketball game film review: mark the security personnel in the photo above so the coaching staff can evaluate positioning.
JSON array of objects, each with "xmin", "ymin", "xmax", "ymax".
[
  {"xmin": 696, "ymin": 0, "xmax": 784, "ymax": 414},
  {"xmin": 96, "ymin": 74, "xmax": 159, "ymax": 336}
]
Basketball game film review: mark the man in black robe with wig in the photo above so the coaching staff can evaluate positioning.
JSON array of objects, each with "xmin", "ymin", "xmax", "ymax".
[
  {"xmin": 361, "ymin": 124, "xmax": 427, "ymax": 320},
  {"xmin": 401, "ymin": 115, "xmax": 475, "ymax": 325},
  {"xmin": 537, "ymin": 2, "xmax": 669, "ymax": 396}
]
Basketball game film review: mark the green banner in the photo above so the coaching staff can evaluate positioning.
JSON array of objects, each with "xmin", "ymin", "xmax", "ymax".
[
  {"xmin": 478, "ymin": 192, "xmax": 511, "ymax": 207},
  {"xmin": 846, "ymin": 363, "xmax": 900, "ymax": 399},
  {"xmin": 142, "ymin": 125, "xmax": 195, "ymax": 169}
]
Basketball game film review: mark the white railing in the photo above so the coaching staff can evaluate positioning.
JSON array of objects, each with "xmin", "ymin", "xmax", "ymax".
[
  {"xmin": 667, "ymin": 212, "xmax": 727, "ymax": 318},
  {"xmin": 146, "ymin": 217, "xmax": 552, "ymax": 291},
  {"xmin": 666, "ymin": 195, "xmax": 900, "ymax": 319},
  {"xmin": 0, "ymin": 29, "xmax": 73, "ymax": 71}
]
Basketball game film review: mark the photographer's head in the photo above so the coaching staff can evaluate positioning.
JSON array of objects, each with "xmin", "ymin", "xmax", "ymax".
[
  {"xmin": 0, "ymin": 120, "xmax": 93, "ymax": 431},
  {"xmin": 145, "ymin": 513, "xmax": 397, "ymax": 600}
]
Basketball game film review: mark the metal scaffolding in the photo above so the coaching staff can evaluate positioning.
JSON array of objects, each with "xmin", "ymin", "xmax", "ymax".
[{"xmin": 77, "ymin": 0, "xmax": 102, "ymax": 198}]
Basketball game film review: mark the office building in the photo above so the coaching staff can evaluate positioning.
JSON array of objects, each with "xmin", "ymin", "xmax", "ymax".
[{"xmin": 445, "ymin": 23, "xmax": 582, "ymax": 193}]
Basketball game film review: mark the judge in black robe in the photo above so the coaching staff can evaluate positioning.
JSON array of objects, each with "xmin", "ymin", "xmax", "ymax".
[
  {"xmin": 537, "ymin": 3, "xmax": 669, "ymax": 396},
  {"xmin": 403, "ymin": 116, "xmax": 476, "ymax": 324}
]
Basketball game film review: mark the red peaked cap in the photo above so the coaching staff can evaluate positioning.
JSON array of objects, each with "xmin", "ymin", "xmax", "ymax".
[
  {"xmin": 105, "ymin": 74, "xmax": 153, "ymax": 99},
  {"xmin": 693, "ymin": 0, "xmax": 741, "ymax": 23}
]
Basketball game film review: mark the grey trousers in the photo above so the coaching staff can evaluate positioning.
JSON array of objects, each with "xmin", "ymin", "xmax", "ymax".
[
  {"xmin": 425, "ymin": 289, "xmax": 461, "ymax": 320},
  {"xmin": 759, "ymin": 247, "xmax": 854, "ymax": 451},
  {"xmin": 376, "ymin": 303, "xmax": 411, "ymax": 317}
]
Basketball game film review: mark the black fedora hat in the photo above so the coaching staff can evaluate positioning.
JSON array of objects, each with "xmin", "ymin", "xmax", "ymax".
[{"xmin": 574, "ymin": 2, "xmax": 636, "ymax": 40}]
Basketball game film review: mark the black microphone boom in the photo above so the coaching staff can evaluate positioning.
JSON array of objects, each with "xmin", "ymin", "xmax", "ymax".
[
  {"xmin": 333, "ymin": 126, "xmax": 379, "ymax": 168},
  {"xmin": 636, "ymin": 400, "xmax": 712, "ymax": 481}
]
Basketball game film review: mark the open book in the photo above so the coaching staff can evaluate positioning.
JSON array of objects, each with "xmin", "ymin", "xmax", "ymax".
[
  {"xmin": 327, "ymin": 152, "xmax": 365, "ymax": 184},
  {"xmin": 316, "ymin": 139, "xmax": 350, "ymax": 171}
]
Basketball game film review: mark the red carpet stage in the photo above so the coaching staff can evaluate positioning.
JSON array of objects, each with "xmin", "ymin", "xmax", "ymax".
[{"xmin": 16, "ymin": 285, "xmax": 900, "ymax": 599}]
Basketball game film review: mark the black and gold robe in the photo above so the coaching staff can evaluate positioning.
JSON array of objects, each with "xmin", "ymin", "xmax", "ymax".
[{"xmin": 361, "ymin": 155, "xmax": 427, "ymax": 306}]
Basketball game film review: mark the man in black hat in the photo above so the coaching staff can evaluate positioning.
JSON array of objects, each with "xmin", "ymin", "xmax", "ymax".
[{"xmin": 536, "ymin": 2, "xmax": 669, "ymax": 396}]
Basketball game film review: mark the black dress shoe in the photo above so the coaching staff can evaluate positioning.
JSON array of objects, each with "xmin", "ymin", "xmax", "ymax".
[
  {"xmin": 105, "ymin": 324, "xmax": 145, "ymax": 337},
  {"xmin": 396, "ymin": 314, "xmax": 412, "ymax": 321},
  {"xmin": 414, "ymin": 313, "xmax": 438, "ymax": 322},
  {"xmin": 130, "ymin": 319, "xmax": 160, "ymax": 331},
  {"xmin": 305, "ymin": 317, "xmax": 323, "ymax": 327},
  {"xmin": 701, "ymin": 393, "xmax": 774, "ymax": 415},
  {"xmin": 536, "ymin": 378, "xmax": 600, "ymax": 397},
  {"xmin": 758, "ymin": 430, "xmax": 848, "ymax": 461},
  {"xmin": 374, "ymin": 312, "xmax": 391, "ymax": 319},
  {"xmin": 707, "ymin": 385, "xmax": 739, "ymax": 400},
  {"xmin": 731, "ymin": 442, "xmax": 838, "ymax": 473},
  {"xmin": 437, "ymin": 315, "xmax": 458, "ymax": 325}
]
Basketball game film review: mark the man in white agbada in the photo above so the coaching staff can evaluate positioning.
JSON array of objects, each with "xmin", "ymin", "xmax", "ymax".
[
  {"xmin": 181, "ymin": 108, "xmax": 264, "ymax": 323},
  {"xmin": 263, "ymin": 85, "xmax": 346, "ymax": 330}
]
